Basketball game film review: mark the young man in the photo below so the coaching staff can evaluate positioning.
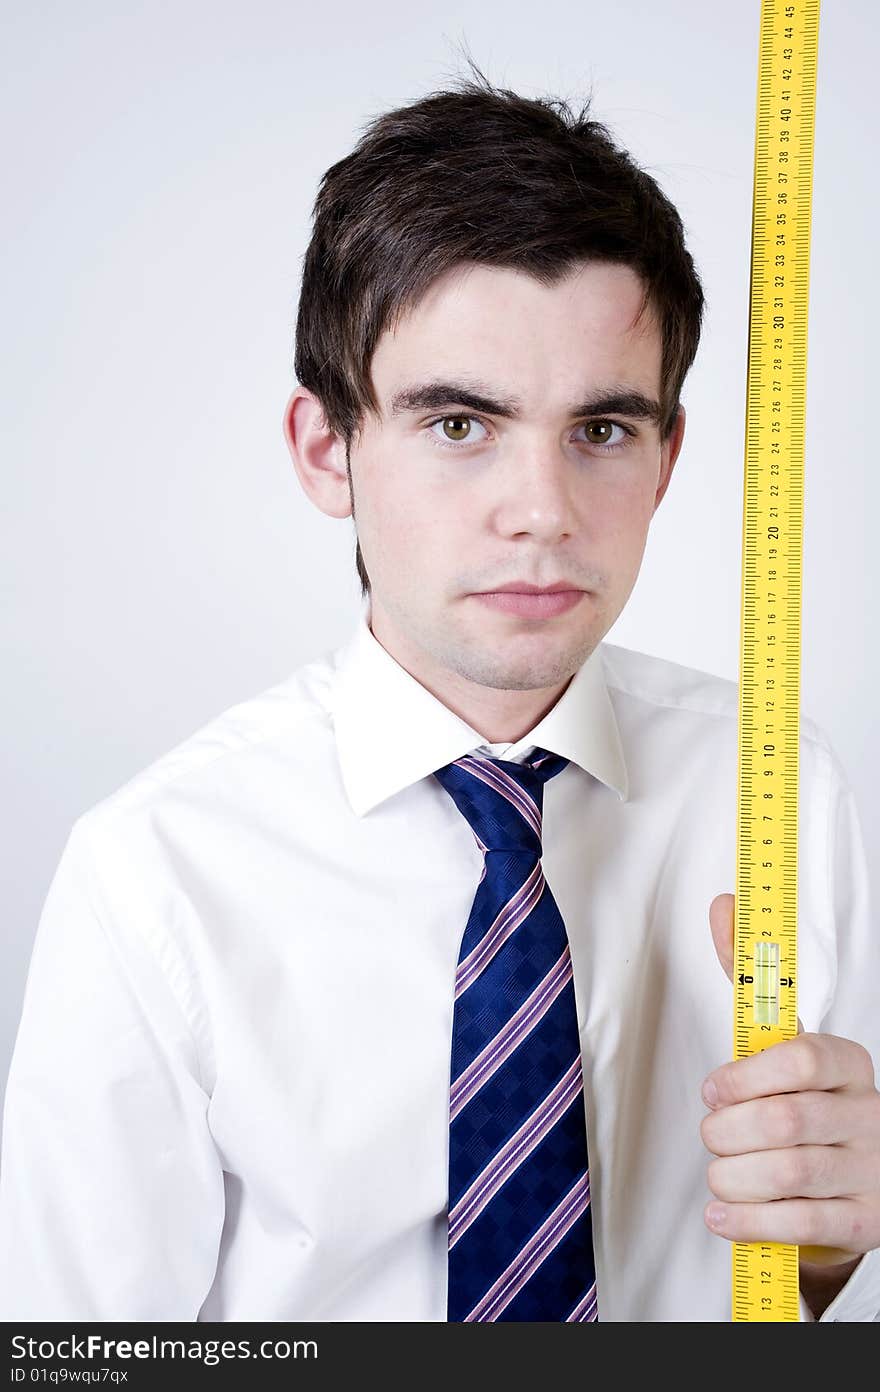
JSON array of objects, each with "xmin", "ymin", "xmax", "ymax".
[{"xmin": 1, "ymin": 68, "xmax": 878, "ymax": 1323}]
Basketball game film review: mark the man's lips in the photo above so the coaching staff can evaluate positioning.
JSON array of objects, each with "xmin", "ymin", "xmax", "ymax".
[
  {"xmin": 477, "ymin": 581, "xmax": 583, "ymax": 594},
  {"xmin": 470, "ymin": 588, "xmax": 586, "ymax": 618}
]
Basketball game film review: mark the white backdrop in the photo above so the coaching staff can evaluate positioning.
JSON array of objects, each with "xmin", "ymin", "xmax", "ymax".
[{"xmin": 1, "ymin": 0, "xmax": 876, "ymax": 1092}]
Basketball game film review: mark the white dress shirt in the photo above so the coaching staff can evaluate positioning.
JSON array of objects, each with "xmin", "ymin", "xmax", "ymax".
[{"xmin": 1, "ymin": 595, "xmax": 878, "ymax": 1322}]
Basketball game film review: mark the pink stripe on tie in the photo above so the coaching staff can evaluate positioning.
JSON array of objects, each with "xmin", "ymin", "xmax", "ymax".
[
  {"xmin": 458, "ymin": 755, "xmax": 542, "ymax": 838},
  {"xmin": 567, "ymin": 1280, "xmax": 598, "ymax": 1322},
  {"xmin": 454, "ymin": 860, "xmax": 544, "ymax": 998},
  {"xmin": 448, "ymin": 1058, "xmax": 583, "ymax": 1246},
  {"xmin": 464, "ymin": 1171, "xmax": 592, "ymax": 1321},
  {"xmin": 449, "ymin": 949, "xmax": 572, "ymax": 1121}
]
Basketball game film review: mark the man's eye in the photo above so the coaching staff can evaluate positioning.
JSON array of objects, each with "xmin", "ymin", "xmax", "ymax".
[
  {"xmin": 579, "ymin": 420, "xmax": 629, "ymax": 448},
  {"xmin": 427, "ymin": 415, "xmax": 489, "ymax": 447}
]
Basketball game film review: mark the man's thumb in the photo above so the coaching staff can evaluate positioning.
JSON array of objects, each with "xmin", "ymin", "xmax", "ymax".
[
  {"xmin": 709, "ymin": 892, "xmax": 736, "ymax": 984},
  {"xmin": 709, "ymin": 891, "xmax": 804, "ymax": 1034}
]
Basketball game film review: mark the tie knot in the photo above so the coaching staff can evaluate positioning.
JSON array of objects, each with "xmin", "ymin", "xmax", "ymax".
[{"xmin": 433, "ymin": 747, "xmax": 569, "ymax": 856}]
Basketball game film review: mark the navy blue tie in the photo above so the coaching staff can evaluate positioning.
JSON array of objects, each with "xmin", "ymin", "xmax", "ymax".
[{"xmin": 433, "ymin": 747, "xmax": 598, "ymax": 1322}]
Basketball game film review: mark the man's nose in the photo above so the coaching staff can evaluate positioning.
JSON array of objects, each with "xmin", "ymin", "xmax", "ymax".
[{"xmin": 488, "ymin": 443, "xmax": 579, "ymax": 541}]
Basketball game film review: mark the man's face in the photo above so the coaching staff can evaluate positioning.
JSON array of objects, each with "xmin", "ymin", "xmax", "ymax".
[{"xmin": 347, "ymin": 259, "xmax": 684, "ymax": 694}]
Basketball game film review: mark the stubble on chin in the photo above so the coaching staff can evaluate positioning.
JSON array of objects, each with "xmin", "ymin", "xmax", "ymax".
[{"xmin": 431, "ymin": 618, "xmax": 603, "ymax": 693}]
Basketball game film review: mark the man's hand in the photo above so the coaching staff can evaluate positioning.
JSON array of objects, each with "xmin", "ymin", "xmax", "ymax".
[{"xmin": 701, "ymin": 892, "xmax": 880, "ymax": 1315}]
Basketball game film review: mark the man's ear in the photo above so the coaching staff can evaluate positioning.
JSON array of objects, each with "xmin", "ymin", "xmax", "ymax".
[
  {"xmin": 653, "ymin": 403, "xmax": 686, "ymax": 513},
  {"xmin": 282, "ymin": 386, "xmax": 352, "ymax": 520}
]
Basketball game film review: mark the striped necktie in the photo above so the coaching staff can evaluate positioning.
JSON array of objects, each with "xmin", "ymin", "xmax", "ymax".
[{"xmin": 433, "ymin": 747, "xmax": 598, "ymax": 1322}]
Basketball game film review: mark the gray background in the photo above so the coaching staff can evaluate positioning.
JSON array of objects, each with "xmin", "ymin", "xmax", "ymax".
[{"xmin": 2, "ymin": 0, "xmax": 876, "ymax": 1096}]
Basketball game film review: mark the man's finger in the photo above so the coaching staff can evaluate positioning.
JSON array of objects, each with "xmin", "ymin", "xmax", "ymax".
[
  {"xmin": 699, "ymin": 1089, "xmax": 864, "ymax": 1155},
  {"xmin": 709, "ymin": 893, "xmax": 804, "ymax": 1031},
  {"xmin": 702, "ymin": 1032, "xmax": 875, "ymax": 1108},
  {"xmin": 705, "ymin": 1143, "xmax": 878, "ymax": 1201},
  {"xmin": 709, "ymin": 892, "xmax": 735, "ymax": 983},
  {"xmin": 703, "ymin": 1195, "xmax": 873, "ymax": 1253}
]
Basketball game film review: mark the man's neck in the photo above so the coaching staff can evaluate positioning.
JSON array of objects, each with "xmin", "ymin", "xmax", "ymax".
[{"xmin": 367, "ymin": 611, "xmax": 572, "ymax": 745}]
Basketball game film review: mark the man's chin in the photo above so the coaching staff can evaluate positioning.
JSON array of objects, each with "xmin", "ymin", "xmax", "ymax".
[{"xmin": 449, "ymin": 630, "xmax": 594, "ymax": 692}]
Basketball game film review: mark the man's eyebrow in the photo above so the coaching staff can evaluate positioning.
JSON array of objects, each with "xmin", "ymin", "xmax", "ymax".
[{"xmin": 387, "ymin": 379, "xmax": 662, "ymax": 425}]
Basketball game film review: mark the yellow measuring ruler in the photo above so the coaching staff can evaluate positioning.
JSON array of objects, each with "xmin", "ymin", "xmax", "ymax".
[{"xmin": 732, "ymin": 0, "xmax": 820, "ymax": 1322}]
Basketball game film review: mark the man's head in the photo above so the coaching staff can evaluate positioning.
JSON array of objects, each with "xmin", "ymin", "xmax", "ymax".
[{"xmin": 284, "ymin": 63, "xmax": 703, "ymax": 719}]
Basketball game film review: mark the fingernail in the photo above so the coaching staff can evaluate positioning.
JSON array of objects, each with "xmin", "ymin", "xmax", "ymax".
[
  {"xmin": 706, "ymin": 1203, "xmax": 727, "ymax": 1229},
  {"xmin": 702, "ymin": 1078, "xmax": 719, "ymax": 1108}
]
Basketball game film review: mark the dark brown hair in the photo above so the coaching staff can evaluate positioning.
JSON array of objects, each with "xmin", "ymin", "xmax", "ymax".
[{"xmin": 294, "ymin": 58, "xmax": 705, "ymax": 597}]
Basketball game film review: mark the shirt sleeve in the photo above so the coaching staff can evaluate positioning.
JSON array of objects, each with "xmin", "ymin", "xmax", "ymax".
[
  {"xmin": 806, "ymin": 741, "xmax": 880, "ymax": 1322},
  {"xmin": 0, "ymin": 816, "xmax": 225, "ymax": 1320}
]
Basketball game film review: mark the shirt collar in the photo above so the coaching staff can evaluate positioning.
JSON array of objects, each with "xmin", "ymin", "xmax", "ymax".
[{"xmin": 330, "ymin": 594, "xmax": 629, "ymax": 817}]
